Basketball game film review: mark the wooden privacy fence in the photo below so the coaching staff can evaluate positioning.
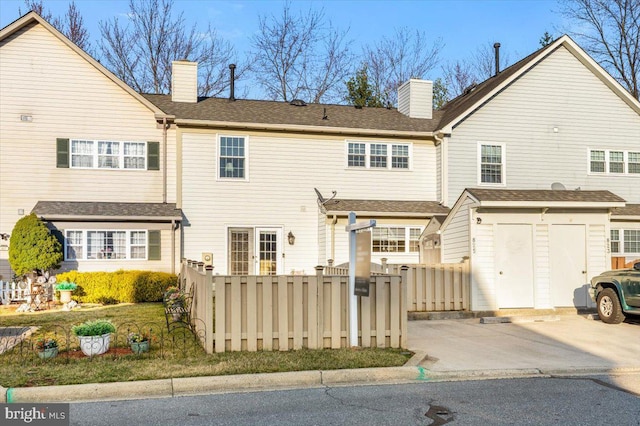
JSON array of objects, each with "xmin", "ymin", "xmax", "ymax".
[
  {"xmin": 180, "ymin": 261, "xmax": 407, "ymax": 354},
  {"xmin": 386, "ymin": 261, "xmax": 470, "ymax": 312}
]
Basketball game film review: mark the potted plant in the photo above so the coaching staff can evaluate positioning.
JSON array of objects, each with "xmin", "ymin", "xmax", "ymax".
[
  {"xmin": 127, "ymin": 332, "xmax": 150, "ymax": 354},
  {"xmin": 35, "ymin": 337, "xmax": 58, "ymax": 359},
  {"xmin": 164, "ymin": 286, "xmax": 187, "ymax": 321},
  {"xmin": 55, "ymin": 281, "xmax": 77, "ymax": 303},
  {"xmin": 72, "ymin": 319, "xmax": 116, "ymax": 356}
]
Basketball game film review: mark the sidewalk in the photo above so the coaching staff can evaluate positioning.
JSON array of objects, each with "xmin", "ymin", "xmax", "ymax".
[{"xmin": 2, "ymin": 315, "xmax": 639, "ymax": 403}]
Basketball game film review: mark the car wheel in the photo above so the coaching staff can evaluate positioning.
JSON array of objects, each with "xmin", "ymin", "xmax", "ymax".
[{"xmin": 597, "ymin": 288, "xmax": 625, "ymax": 324}]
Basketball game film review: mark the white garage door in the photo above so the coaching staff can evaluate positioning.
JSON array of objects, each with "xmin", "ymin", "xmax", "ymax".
[
  {"xmin": 495, "ymin": 224, "xmax": 535, "ymax": 308},
  {"xmin": 550, "ymin": 225, "xmax": 587, "ymax": 307}
]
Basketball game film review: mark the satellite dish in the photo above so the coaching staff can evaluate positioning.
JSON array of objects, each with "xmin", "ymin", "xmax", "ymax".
[{"xmin": 551, "ymin": 182, "xmax": 566, "ymax": 190}]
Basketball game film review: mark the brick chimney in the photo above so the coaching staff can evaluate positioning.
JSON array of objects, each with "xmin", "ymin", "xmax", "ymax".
[
  {"xmin": 397, "ymin": 79, "xmax": 433, "ymax": 119},
  {"xmin": 171, "ymin": 60, "xmax": 198, "ymax": 103}
]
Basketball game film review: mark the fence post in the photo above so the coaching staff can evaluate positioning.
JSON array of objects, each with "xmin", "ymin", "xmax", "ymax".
[
  {"xmin": 400, "ymin": 265, "xmax": 409, "ymax": 349},
  {"xmin": 315, "ymin": 265, "xmax": 324, "ymax": 349},
  {"xmin": 204, "ymin": 265, "xmax": 214, "ymax": 354}
]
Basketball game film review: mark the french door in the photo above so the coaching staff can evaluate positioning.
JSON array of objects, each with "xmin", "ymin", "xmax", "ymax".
[{"xmin": 228, "ymin": 227, "xmax": 282, "ymax": 275}]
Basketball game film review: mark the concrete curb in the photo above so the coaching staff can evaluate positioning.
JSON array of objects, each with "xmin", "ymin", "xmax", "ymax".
[
  {"xmin": 4, "ymin": 366, "xmax": 640, "ymax": 403},
  {"xmin": 172, "ymin": 371, "xmax": 323, "ymax": 396},
  {"xmin": 5, "ymin": 379, "xmax": 173, "ymax": 403}
]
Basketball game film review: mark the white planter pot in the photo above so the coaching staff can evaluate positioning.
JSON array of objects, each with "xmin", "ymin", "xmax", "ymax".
[
  {"xmin": 77, "ymin": 333, "xmax": 111, "ymax": 356},
  {"xmin": 59, "ymin": 290, "xmax": 73, "ymax": 303}
]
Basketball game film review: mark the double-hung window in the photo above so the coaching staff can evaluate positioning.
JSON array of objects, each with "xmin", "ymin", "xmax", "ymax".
[
  {"xmin": 611, "ymin": 229, "xmax": 640, "ymax": 255},
  {"xmin": 372, "ymin": 227, "xmax": 422, "ymax": 253},
  {"xmin": 219, "ymin": 136, "xmax": 247, "ymax": 179},
  {"xmin": 346, "ymin": 142, "xmax": 411, "ymax": 170},
  {"xmin": 68, "ymin": 139, "xmax": 147, "ymax": 170},
  {"xmin": 478, "ymin": 143, "xmax": 505, "ymax": 185},
  {"xmin": 589, "ymin": 149, "xmax": 640, "ymax": 175},
  {"xmin": 65, "ymin": 230, "xmax": 152, "ymax": 260}
]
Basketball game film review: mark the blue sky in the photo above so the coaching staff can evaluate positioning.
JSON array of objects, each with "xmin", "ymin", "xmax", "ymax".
[{"xmin": 0, "ymin": 0, "xmax": 569, "ymax": 96}]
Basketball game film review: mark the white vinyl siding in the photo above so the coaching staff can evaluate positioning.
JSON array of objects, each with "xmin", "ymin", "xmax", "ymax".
[
  {"xmin": 0, "ymin": 23, "xmax": 177, "ymax": 276},
  {"xmin": 182, "ymin": 132, "xmax": 436, "ymax": 273},
  {"xmin": 346, "ymin": 141, "xmax": 412, "ymax": 170},
  {"xmin": 446, "ymin": 46, "xmax": 640, "ymax": 206},
  {"xmin": 441, "ymin": 197, "xmax": 473, "ymax": 263}
]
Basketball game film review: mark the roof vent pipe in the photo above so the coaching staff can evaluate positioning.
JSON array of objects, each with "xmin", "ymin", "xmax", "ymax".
[
  {"xmin": 229, "ymin": 64, "xmax": 236, "ymax": 101},
  {"xmin": 493, "ymin": 43, "xmax": 501, "ymax": 76}
]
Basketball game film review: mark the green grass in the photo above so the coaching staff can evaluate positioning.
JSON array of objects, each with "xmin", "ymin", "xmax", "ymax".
[{"xmin": 0, "ymin": 303, "xmax": 412, "ymax": 388}]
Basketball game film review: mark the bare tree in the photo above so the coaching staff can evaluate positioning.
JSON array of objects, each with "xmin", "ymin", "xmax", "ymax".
[
  {"xmin": 472, "ymin": 42, "xmax": 511, "ymax": 80},
  {"xmin": 441, "ymin": 42, "xmax": 513, "ymax": 99},
  {"xmin": 98, "ymin": 0, "xmax": 241, "ymax": 97},
  {"xmin": 442, "ymin": 60, "xmax": 478, "ymax": 99},
  {"xmin": 560, "ymin": 0, "xmax": 639, "ymax": 100},
  {"xmin": 250, "ymin": 2, "xmax": 353, "ymax": 103},
  {"xmin": 363, "ymin": 27, "xmax": 443, "ymax": 106},
  {"xmin": 20, "ymin": 0, "xmax": 90, "ymax": 51}
]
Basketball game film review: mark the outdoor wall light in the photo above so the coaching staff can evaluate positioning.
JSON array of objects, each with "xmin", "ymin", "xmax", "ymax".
[
  {"xmin": 287, "ymin": 231, "xmax": 296, "ymax": 245},
  {"xmin": 477, "ymin": 217, "xmax": 482, "ymax": 224}
]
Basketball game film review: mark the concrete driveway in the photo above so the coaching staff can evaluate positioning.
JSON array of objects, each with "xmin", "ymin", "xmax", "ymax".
[{"xmin": 407, "ymin": 315, "xmax": 640, "ymax": 373}]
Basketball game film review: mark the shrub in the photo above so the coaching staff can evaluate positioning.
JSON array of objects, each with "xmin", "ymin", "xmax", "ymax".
[
  {"xmin": 55, "ymin": 270, "xmax": 177, "ymax": 304},
  {"xmin": 8, "ymin": 213, "xmax": 63, "ymax": 276},
  {"xmin": 72, "ymin": 319, "xmax": 116, "ymax": 337}
]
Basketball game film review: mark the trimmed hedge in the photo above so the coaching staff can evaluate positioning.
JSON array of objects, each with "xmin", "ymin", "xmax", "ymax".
[{"xmin": 56, "ymin": 270, "xmax": 178, "ymax": 304}]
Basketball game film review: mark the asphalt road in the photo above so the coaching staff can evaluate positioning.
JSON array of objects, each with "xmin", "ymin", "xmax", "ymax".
[{"xmin": 69, "ymin": 374, "xmax": 640, "ymax": 426}]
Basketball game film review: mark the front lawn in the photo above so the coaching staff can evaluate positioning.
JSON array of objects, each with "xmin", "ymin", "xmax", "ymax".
[{"xmin": 0, "ymin": 303, "xmax": 411, "ymax": 388}]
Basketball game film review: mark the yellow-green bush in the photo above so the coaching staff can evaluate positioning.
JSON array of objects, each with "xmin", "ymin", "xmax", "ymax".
[{"xmin": 56, "ymin": 270, "xmax": 177, "ymax": 303}]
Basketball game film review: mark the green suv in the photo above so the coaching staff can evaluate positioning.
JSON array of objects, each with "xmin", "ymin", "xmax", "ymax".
[{"xmin": 590, "ymin": 262, "xmax": 640, "ymax": 324}]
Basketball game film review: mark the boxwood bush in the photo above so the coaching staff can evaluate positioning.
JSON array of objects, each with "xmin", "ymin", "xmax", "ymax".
[{"xmin": 56, "ymin": 270, "xmax": 177, "ymax": 304}]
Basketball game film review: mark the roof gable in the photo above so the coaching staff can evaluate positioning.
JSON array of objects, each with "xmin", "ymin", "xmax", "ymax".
[
  {"xmin": 0, "ymin": 12, "xmax": 164, "ymax": 116},
  {"xmin": 437, "ymin": 35, "xmax": 640, "ymax": 133}
]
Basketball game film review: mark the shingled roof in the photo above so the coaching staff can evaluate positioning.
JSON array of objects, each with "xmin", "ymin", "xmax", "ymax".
[
  {"xmin": 32, "ymin": 201, "xmax": 183, "ymax": 221},
  {"xmin": 612, "ymin": 204, "xmax": 640, "ymax": 217},
  {"xmin": 322, "ymin": 199, "xmax": 450, "ymax": 216},
  {"xmin": 144, "ymin": 94, "xmax": 442, "ymax": 135},
  {"xmin": 465, "ymin": 188, "xmax": 626, "ymax": 204}
]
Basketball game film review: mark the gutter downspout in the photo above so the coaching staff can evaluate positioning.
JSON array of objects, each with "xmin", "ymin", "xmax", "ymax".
[
  {"xmin": 330, "ymin": 215, "xmax": 338, "ymax": 261},
  {"xmin": 171, "ymin": 220, "xmax": 179, "ymax": 274},
  {"xmin": 162, "ymin": 117, "xmax": 168, "ymax": 204},
  {"xmin": 434, "ymin": 133, "xmax": 447, "ymax": 206}
]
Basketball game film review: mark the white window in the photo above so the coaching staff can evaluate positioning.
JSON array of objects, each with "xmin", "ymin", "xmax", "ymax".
[
  {"xmin": 624, "ymin": 230, "xmax": 640, "ymax": 254},
  {"xmin": 590, "ymin": 150, "xmax": 605, "ymax": 173},
  {"xmin": 71, "ymin": 140, "xmax": 94, "ymax": 168},
  {"xmin": 610, "ymin": 230, "xmax": 620, "ymax": 253},
  {"xmin": 65, "ymin": 230, "xmax": 84, "ymax": 260},
  {"xmin": 65, "ymin": 230, "xmax": 148, "ymax": 260},
  {"xmin": 629, "ymin": 152, "xmax": 640, "ymax": 174},
  {"xmin": 348, "ymin": 143, "xmax": 366, "ymax": 167},
  {"xmin": 219, "ymin": 136, "xmax": 247, "ymax": 179},
  {"xmin": 612, "ymin": 229, "xmax": 640, "ymax": 255},
  {"xmin": 392, "ymin": 145, "xmax": 410, "ymax": 169},
  {"xmin": 589, "ymin": 149, "xmax": 640, "ymax": 175},
  {"xmin": 346, "ymin": 141, "xmax": 411, "ymax": 170},
  {"xmin": 124, "ymin": 142, "xmax": 146, "ymax": 169},
  {"xmin": 370, "ymin": 144, "xmax": 387, "ymax": 168},
  {"xmin": 478, "ymin": 143, "xmax": 505, "ymax": 185},
  {"xmin": 372, "ymin": 226, "xmax": 423, "ymax": 253},
  {"xmin": 70, "ymin": 139, "xmax": 146, "ymax": 170}
]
